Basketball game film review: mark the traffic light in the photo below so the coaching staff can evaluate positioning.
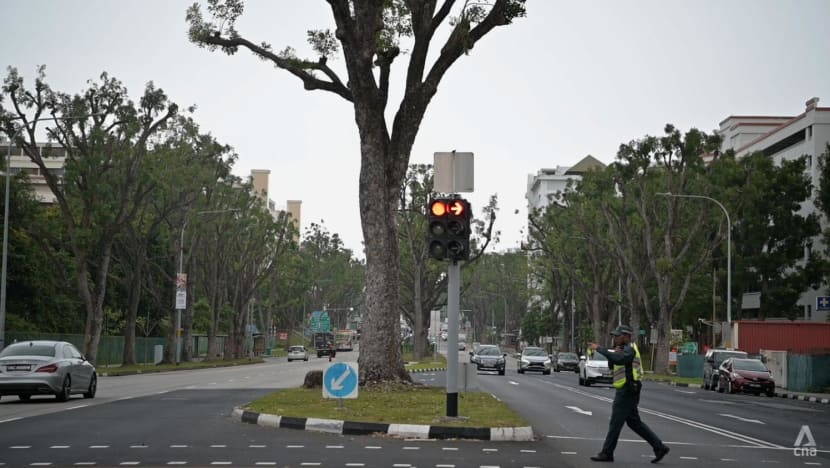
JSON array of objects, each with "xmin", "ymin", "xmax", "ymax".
[{"xmin": 428, "ymin": 198, "xmax": 471, "ymax": 261}]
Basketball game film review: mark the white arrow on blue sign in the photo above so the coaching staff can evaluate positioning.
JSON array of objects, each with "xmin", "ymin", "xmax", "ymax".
[
  {"xmin": 323, "ymin": 362, "xmax": 359, "ymax": 399},
  {"xmin": 817, "ymin": 296, "xmax": 830, "ymax": 312}
]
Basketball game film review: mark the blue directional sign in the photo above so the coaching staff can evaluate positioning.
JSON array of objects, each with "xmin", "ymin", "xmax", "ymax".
[
  {"xmin": 817, "ymin": 296, "xmax": 830, "ymax": 312},
  {"xmin": 323, "ymin": 362, "xmax": 358, "ymax": 399}
]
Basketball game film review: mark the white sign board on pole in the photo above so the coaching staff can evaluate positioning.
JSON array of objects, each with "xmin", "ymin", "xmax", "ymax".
[
  {"xmin": 434, "ymin": 152, "xmax": 474, "ymax": 193},
  {"xmin": 175, "ymin": 290, "xmax": 187, "ymax": 310}
]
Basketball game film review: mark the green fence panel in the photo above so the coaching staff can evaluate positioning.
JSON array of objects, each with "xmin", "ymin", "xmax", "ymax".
[
  {"xmin": 677, "ymin": 354, "xmax": 705, "ymax": 378},
  {"xmin": 789, "ymin": 354, "xmax": 830, "ymax": 393}
]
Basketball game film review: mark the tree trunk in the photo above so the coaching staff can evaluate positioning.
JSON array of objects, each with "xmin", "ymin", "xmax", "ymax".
[
  {"xmin": 412, "ymin": 263, "xmax": 429, "ymax": 360},
  {"xmin": 80, "ymin": 245, "xmax": 113, "ymax": 365},
  {"xmin": 122, "ymin": 261, "xmax": 143, "ymax": 366}
]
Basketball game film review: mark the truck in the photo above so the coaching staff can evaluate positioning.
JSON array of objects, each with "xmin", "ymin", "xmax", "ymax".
[
  {"xmin": 313, "ymin": 332, "xmax": 336, "ymax": 358},
  {"xmin": 335, "ymin": 329, "xmax": 355, "ymax": 351}
]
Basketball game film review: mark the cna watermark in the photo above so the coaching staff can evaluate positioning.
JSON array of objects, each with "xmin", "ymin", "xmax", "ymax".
[{"xmin": 793, "ymin": 425, "xmax": 817, "ymax": 457}]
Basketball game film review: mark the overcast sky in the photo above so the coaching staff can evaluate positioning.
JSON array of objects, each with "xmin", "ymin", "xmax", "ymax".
[{"xmin": 3, "ymin": 1, "xmax": 829, "ymax": 257}]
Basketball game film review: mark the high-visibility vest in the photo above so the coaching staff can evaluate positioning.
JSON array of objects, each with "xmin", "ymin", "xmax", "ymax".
[{"xmin": 612, "ymin": 342, "xmax": 642, "ymax": 389}]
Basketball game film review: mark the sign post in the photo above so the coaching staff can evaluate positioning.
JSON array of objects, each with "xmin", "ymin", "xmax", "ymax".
[{"xmin": 323, "ymin": 362, "xmax": 359, "ymax": 409}]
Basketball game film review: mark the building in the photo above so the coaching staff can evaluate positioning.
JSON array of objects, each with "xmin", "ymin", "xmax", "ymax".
[
  {"xmin": 249, "ymin": 169, "xmax": 302, "ymax": 243},
  {"xmin": 525, "ymin": 155, "xmax": 606, "ymax": 215},
  {"xmin": 2, "ymin": 142, "xmax": 64, "ymax": 203},
  {"xmin": 717, "ymin": 97, "xmax": 830, "ymax": 321}
]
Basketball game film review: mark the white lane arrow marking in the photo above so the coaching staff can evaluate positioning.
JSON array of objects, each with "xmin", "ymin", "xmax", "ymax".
[
  {"xmin": 719, "ymin": 413, "xmax": 765, "ymax": 424},
  {"xmin": 566, "ymin": 406, "xmax": 593, "ymax": 416},
  {"xmin": 509, "ymin": 381, "xmax": 519, "ymax": 386},
  {"xmin": 331, "ymin": 366, "xmax": 351, "ymax": 390}
]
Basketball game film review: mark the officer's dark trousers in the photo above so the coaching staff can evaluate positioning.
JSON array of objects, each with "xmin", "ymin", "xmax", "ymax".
[{"xmin": 600, "ymin": 387, "xmax": 663, "ymax": 455}]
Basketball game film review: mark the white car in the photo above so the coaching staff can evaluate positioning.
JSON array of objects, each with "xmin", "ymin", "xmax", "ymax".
[
  {"xmin": 287, "ymin": 346, "xmax": 309, "ymax": 362},
  {"xmin": 517, "ymin": 347, "xmax": 552, "ymax": 375},
  {"xmin": 578, "ymin": 351, "xmax": 612, "ymax": 386}
]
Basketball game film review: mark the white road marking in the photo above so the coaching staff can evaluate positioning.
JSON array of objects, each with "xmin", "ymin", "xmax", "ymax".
[
  {"xmin": 254, "ymin": 463, "xmax": 276, "ymax": 466},
  {"xmin": 210, "ymin": 463, "xmax": 232, "ymax": 465},
  {"xmin": 680, "ymin": 456, "xmax": 699, "ymax": 460},
  {"xmin": 561, "ymin": 452, "xmax": 577, "ymax": 455},
  {"xmin": 482, "ymin": 448, "xmax": 498, "ymax": 452},
  {"xmin": 721, "ymin": 459, "xmax": 737, "ymax": 462},
  {"xmin": 436, "ymin": 465, "xmax": 455, "ymax": 468},
  {"xmin": 249, "ymin": 445, "xmax": 266, "ymax": 448},
  {"xmin": 674, "ymin": 390, "xmax": 696, "ymax": 394},
  {"xmin": 759, "ymin": 461, "xmax": 780, "ymax": 464},
  {"xmin": 156, "ymin": 390, "xmax": 169, "ymax": 395},
  {"xmin": 74, "ymin": 463, "xmax": 96, "ymax": 466},
  {"xmin": 0, "ymin": 417, "xmax": 23, "ymax": 424},
  {"xmin": 129, "ymin": 445, "xmax": 147, "ymax": 449},
  {"xmin": 50, "ymin": 445, "xmax": 70, "ymax": 449},
  {"xmin": 300, "ymin": 464, "xmax": 321, "ymax": 467},
  {"xmin": 520, "ymin": 450, "xmax": 536, "ymax": 453},
  {"xmin": 719, "ymin": 413, "xmax": 765, "ymax": 424},
  {"xmin": 490, "ymin": 393, "xmax": 502, "ymax": 402},
  {"xmin": 345, "ymin": 464, "xmax": 365, "ymax": 467},
  {"xmin": 210, "ymin": 445, "xmax": 227, "ymax": 448},
  {"xmin": 171, "ymin": 445, "xmax": 188, "ymax": 448},
  {"xmin": 67, "ymin": 405, "xmax": 88, "ymax": 410},
  {"xmin": 166, "ymin": 463, "xmax": 187, "ymax": 466},
  {"xmin": 442, "ymin": 447, "xmax": 459, "ymax": 451},
  {"xmin": 30, "ymin": 464, "xmax": 52, "ymax": 466},
  {"xmin": 119, "ymin": 463, "xmax": 140, "ymax": 466},
  {"xmin": 804, "ymin": 463, "xmax": 822, "ymax": 466},
  {"xmin": 89, "ymin": 445, "xmax": 109, "ymax": 449},
  {"xmin": 403, "ymin": 447, "xmax": 420, "ymax": 450},
  {"xmin": 565, "ymin": 406, "xmax": 593, "ymax": 416},
  {"xmin": 286, "ymin": 445, "xmax": 304, "ymax": 448},
  {"xmin": 393, "ymin": 464, "xmax": 411, "ymax": 467},
  {"xmin": 508, "ymin": 381, "xmax": 519, "ymax": 386},
  {"xmin": 480, "ymin": 466, "xmax": 500, "ymax": 468},
  {"xmin": 115, "ymin": 396, "xmax": 134, "ymax": 401},
  {"xmin": 325, "ymin": 445, "xmax": 343, "ymax": 449},
  {"xmin": 364, "ymin": 445, "xmax": 382, "ymax": 450}
]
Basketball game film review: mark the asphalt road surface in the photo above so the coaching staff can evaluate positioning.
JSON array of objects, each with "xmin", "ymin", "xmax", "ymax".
[{"xmin": 0, "ymin": 345, "xmax": 827, "ymax": 467}]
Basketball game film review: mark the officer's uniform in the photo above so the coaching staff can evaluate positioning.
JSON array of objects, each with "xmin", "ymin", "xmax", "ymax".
[{"xmin": 592, "ymin": 325, "xmax": 669, "ymax": 463}]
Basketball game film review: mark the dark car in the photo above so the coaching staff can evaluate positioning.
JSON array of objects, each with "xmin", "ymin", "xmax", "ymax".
[
  {"xmin": 554, "ymin": 352, "xmax": 579, "ymax": 373},
  {"xmin": 718, "ymin": 358, "xmax": 775, "ymax": 396},
  {"xmin": 470, "ymin": 345, "xmax": 506, "ymax": 375},
  {"xmin": 0, "ymin": 340, "xmax": 97, "ymax": 402},
  {"xmin": 703, "ymin": 349, "xmax": 748, "ymax": 391}
]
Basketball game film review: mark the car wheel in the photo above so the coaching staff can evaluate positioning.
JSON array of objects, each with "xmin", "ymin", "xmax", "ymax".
[
  {"xmin": 304, "ymin": 358, "xmax": 308, "ymax": 361},
  {"xmin": 554, "ymin": 366, "xmax": 560, "ymax": 372},
  {"xmin": 584, "ymin": 378, "xmax": 591, "ymax": 387},
  {"xmin": 499, "ymin": 369, "xmax": 505, "ymax": 376},
  {"xmin": 543, "ymin": 370, "xmax": 551, "ymax": 375},
  {"xmin": 56, "ymin": 376, "xmax": 71, "ymax": 402},
  {"xmin": 518, "ymin": 368, "xmax": 524, "ymax": 374},
  {"xmin": 704, "ymin": 380, "xmax": 710, "ymax": 390},
  {"xmin": 711, "ymin": 377, "xmax": 718, "ymax": 391},
  {"xmin": 19, "ymin": 394, "xmax": 31, "ymax": 401},
  {"xmin": 83, "ymin": 374, "xmax": 97, "ymax": 399},
  {"xmin": 765, "ymin": 389, "xmax": 775, "ymax": 397}
]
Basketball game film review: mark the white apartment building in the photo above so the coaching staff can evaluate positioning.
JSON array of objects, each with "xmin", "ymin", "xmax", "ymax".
[
  {"xmin": 717, "ymin": 97, "xmax": 830, "ymax": 321},
  {"xmin": 525, "ymin": 155, "xmax": 606, "ymax": 215},
  {"xmin": 2, "ymin": 142, "xmax": 64, "ymax": 203}
]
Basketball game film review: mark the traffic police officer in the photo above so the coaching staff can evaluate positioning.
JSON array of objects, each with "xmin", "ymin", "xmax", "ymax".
[{"xmin": 588, "ymin": 325, "xmax": 670, "ymax": 463}]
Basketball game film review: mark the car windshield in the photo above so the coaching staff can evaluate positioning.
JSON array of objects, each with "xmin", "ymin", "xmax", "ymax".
[
  {"xmin": 715, "ymin": 351, "xmax": 747, "ymax": 363},
  {"xmin": 589, "ymin": 352, "xmax": 607, "ymax": 361},
  {"xmin": 0, "ymin": 343, "xmax": 57, "ymax": 358},
  {"xmin": 559, "ymin": 353, "xmax": 578, "ymax": 360},
  {"xmin": 733, "ymin": 359, "xmax": 767, "ymax": 372},
  {"xmin": 524, "ymin": 348, "xmax": 546, "ymax": 357},
  {"xmin": 478, "ymin": 347, "xmax": 502, "ymax": 356}
]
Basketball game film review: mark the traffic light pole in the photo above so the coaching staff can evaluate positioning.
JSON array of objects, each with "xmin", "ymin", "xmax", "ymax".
[{"xmin": 446, "ymin": 261, "xmax": 460, "ymax": 417}]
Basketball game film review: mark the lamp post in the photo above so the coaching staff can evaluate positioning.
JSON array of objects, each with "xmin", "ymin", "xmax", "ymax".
[
  {"xmin": 656, "ymin": 192, "xmax": 732, "ymax": 344},
  {"xmin": 1, "ymin": 115, "xmax": 100, "ymax": 351},
  {"xmin": 176, "ymin": 208, "xmax": 240, "ymax": 364}
]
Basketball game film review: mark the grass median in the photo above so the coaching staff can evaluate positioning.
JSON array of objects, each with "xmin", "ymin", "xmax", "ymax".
[{"xmin": 246, "ymin": 351, "xmax": 527, "ymax": 428}]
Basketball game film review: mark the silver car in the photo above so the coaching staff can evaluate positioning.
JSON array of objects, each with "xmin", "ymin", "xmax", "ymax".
[
  {"xmin": 287, "ymin": 345, "xmax": 309, "ymax": 362},
  {"xmin": 517, "ymin": 346, "xmax": 552, "ymax": 375},
  {"xmin": 0, "ymin": 340, "xmax": 97, "ymax": 402}
]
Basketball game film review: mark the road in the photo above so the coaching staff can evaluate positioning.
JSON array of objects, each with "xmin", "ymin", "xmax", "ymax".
[{"xmin": 0, "ymin": 344, "xmax": 826, "ymax": 467}]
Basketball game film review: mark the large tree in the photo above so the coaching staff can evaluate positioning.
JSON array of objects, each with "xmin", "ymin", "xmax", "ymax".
[
  {"xmin": 1, "ymin": 68, "xmax": 177, "ymax": 363},
  {"xmin": 187, "ymin": 1, "xmax": 526, "ymax": 382}
]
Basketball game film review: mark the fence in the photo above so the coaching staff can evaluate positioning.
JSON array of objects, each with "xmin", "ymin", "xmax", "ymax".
[
  {"xmin": 6, "ymin": 333, "xmax": 226, "ymax": 366},
  {"xmin": 787, "ymin": 353, "xmax": 830, "ymax": 393}
]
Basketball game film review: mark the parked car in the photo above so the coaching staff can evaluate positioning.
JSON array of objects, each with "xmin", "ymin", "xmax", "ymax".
[
  {"xmin": 578, "ymin": 350, "xmax": 611, "ymax": 386},
  {"xmin": 287, "ymin": 345, "xmax": 309, "ymax": 362},
  {"xmin": 703, "ymin": 349, "xmax": 748, "ymax": 391},
  {"xmin": 517, "ymin": 347, "xmax": 552, "ymax": 375},
  {"xmin": 469, "ymin": 345, "xmax": 506, "ymax": 375},
  {"xmin": 554, "ymin": 352, "xmax": 580, "ymax": 373},
  {"xmin": 0, "ymin": 340, "xmax": 97, "ymax": 402},
  {"xmin": 718, "ymin": 358, "xmax": 775, "ymax": 396},
  {"xmin": 458, "ymin": 341, "xmax": 466, "ymax": 351}
]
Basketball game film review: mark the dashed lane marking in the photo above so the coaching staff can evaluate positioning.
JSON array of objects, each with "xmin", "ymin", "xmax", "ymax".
[
  {"xmin": 171, "ymin": 445, "xmax": 188, "ymax": 448},
  {"xmin": 249, "ymin": 445, "xmax": 266, "ymax": 448},
  {"xmin": 129, "ymin": 445, "xmax": 147, "ymax": 449},
  {"xmin": 50, "ymin": 446, "xmax": 70, "ymax": 449},
  {"xmin": 210, "ymin": 463, "xmax": 232, "ymax": 465},
  {"xmin": 89, "ymin": 446, "xmax": 109, "ymax": 449},
  {"xmin": 299, "ymin": 464, "xmax": 321, "ymax": 467},
  {"xmin": 680, "ymin": 456, "xmax": 699, "ymax": 460},
  {"xmin": 166, "ymin": 462, "xmax": 187, "ymax": 466},
  {"xmin": 254, "ymin": 463, "xmax": 276, "ymax": 466},
  {"xmin": 73, "ymin": 463, "xmax": 95, "ymax": 466},
  {"xmin": 520, "ymin": 450, "xmax": 536, "ymax": 453},
  {"xmin": 119, "ymin": 463, "xmax": 140, "ymax": 466},
  {"xmin": 508, "ymin": 381, "xmax": 519, "ymax": 386},
  {"xmin": 30, "ymin": 463, "xmax": 52, "ymax": 466},
  {"xmin": 11, "ymin": 445, "xmax": 31, "ymax": 449},
  {"xmin": 393, "ymin": 464, "xmax": 412, "ymax": 467},
  {"xmin": 286, "ymin": 445, "xmax": 304, "ymax": 449},
  {"xmin": 345, "ymin": 464, "xmax": 365, "ymax": 467},
  {"xmin": 442, "ymin": 447, "xmax": 459, "ymax": 451},
  {"xmin": 67, "ymin": 405, "xmax": 89, "ymax": 410},
  {"xmin": 210, "ymin": 445, "xmax": 226, "ymax": 448},
  {"xmin": 364, "ymin": 446, "xmax": 382, "ymax": 450},
  {"xmin": 721, "ymin": 459, "xmax": 737, "ymax": 462},
  {"xmin": 403, "ymin": 447, "xmax": 420, "ymax": 450},
  {"xmin": 561, "ymin": 452, "xmax": 577, "ymax": 455},
  {"xmin": 482, "ymin": 448, "xmax": 498, "ymax": 452},
  {"xmin": 435, "ymin": 465, "xmax": 455, "ymax": 468},
  {"xmin": 325, "ymin": 445, "xmax": 344, "ymax": 449}
]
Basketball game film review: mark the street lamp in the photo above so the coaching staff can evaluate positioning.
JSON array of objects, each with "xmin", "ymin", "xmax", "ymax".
[
  {"xmin": 1, "ymin": 115, "xmax": 100, "ymax": 351},
  {"xmin": 176, "ymin": 208, "xmax": 240, "ymax": 364},
  {"xmin": 656, "ymin": 192, "xmax": 732, "ymax": 344}
]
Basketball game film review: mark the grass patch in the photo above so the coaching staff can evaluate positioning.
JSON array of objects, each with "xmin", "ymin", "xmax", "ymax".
[
  {"xmin": 403, "ymin": 351, "xmax": 447, "ymax": 372},
  {"xmin": 246, "ymin": 383, "xmax": 527, "ymax": 427},
  {"xmin": 101, "ymin": 358, "xmax": 265, "ymax": 376},
  {"xmin": 642, "ymin": 373, "xmax": 703, "ymax": 386}
]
